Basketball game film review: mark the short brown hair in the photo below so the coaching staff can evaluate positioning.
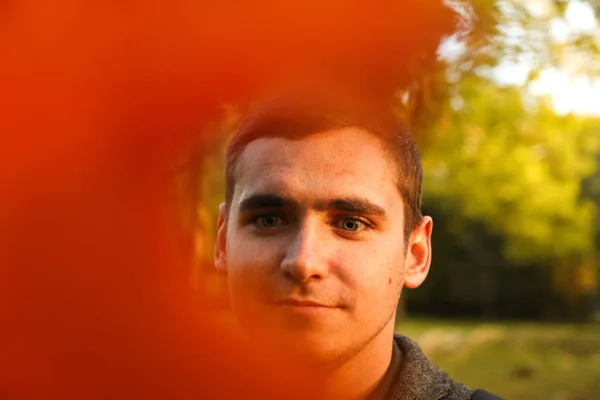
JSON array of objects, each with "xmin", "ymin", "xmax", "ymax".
[{"xmin": 225, "ymin": 95, "xmax": 423, "ymax": 239}]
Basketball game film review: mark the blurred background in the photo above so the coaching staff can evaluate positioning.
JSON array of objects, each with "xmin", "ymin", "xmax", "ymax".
[{"xmin": 176, "ymin": 1, "xmax": 600, "ymax": 399}]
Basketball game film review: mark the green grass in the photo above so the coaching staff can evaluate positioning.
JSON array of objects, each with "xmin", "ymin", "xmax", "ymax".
[{"xmin": 398, "ymin": 318, "xmax": 600, "ymax": 400}]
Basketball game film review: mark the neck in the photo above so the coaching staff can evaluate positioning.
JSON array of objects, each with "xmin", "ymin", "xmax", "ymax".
[{"xmin": 311, "ymin": 316, "xmax": 397, "ymax": 400}]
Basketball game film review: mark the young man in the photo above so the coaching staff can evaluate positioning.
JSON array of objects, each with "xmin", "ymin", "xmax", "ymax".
[{"xmin": 214, "ymin": 95, "xmax": 501, "ymax": 400}]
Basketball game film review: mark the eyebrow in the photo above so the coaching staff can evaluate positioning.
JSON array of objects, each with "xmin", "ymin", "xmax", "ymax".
[
  {"xmin": 318, "ymin": 198, "xmax": 387, "ymax": 218},
  {"xmin": 238, "ymin": 194, "xmax": 294, "ymax": 212},
  {"xmin": 238, "ymin": 194, "xmax": 387, "ymax": 218}
]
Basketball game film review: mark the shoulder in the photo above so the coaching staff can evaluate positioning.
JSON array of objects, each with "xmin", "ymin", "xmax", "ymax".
[
  {"xmin": 468, "ymin": 389, "xmax": 504, "ymax": 400},
  {"xmin": 389, "ymin": 334, "xmax": 502, "ymax": 400},
  {"xmin": 441, "ymin": 380, "xmax": 503, "ymax": 400},
  {"xmin": 442, "ymin": 378, "xmax": 473, "ymax": 400}
]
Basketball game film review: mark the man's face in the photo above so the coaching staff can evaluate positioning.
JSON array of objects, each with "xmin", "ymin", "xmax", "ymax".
[{"xmin": 216, "ymin": 128, "xmax": 417, "ymax": 364}]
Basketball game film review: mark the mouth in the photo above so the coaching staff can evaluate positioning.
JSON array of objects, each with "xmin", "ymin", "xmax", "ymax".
[{"xmin": 275, "ymin": 299, "xmax": 336, "ymax": 308}]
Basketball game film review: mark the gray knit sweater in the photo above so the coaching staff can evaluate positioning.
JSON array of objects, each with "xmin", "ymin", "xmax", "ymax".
[{"xmin": 386, "ymin": 334, "xmax": 474, "ymax": 400}]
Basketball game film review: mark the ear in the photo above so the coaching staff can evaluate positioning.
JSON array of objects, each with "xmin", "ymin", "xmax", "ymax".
[
  {"xmin": 214, "ymin": 202, "xmax": 229, "ymax": 274},
  {"xmin": 403, "ymin": 216, "xmax": 433, "ymax": 289}
]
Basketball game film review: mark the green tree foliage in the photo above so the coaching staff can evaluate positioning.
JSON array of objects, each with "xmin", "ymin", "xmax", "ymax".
[
  {"xmin": 404, "ymin": 0, "xmax": 600, "ymax": 318},
  {"xmin": 422, "ymin": 77, "xmax": 600, "ymax": 263}
]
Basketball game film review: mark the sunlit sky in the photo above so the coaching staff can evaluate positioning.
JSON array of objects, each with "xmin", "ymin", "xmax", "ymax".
[{"xmin": 493, "ymin": 0, "xmax": 600, "ymax": 116}]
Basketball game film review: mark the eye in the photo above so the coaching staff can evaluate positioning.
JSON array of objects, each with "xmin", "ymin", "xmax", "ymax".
[
  {"xmin": 335, "ymin": 217, "xmax": 367, "ymax": 232},
  {"xmin": 255, "ymin": 214, "xmax": 286, "ymax": 228}
]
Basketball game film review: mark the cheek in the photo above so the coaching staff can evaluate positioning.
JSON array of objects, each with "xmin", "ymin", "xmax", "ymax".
[
  {"xmin": 225, "ymin": 241, "xmax": 266, "ymax": 324},
  {"xmin": 338, "ymin": 239, "xmax": 402, "ymax": 279},
  {"xmin": 225, "ymin": 232, "xmax": 283, "ymax": 293},
  {"xmin": 334, "ymin": 239, "xmax": 403, "ymax": 304}
]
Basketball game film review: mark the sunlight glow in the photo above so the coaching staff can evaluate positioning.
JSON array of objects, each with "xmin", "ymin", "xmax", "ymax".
[{"xmin": 494, "ymin": 0, "xmax": 600, "ymax": 116}]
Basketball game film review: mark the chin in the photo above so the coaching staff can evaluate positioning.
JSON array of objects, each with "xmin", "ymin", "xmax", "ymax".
[
  {"xmin": 235, "ymin": 308, "xmax": 357, "ymax": 364},
  {"xmin": 267, "ymin": 327, "xmax": 352, "ymax": 366}
]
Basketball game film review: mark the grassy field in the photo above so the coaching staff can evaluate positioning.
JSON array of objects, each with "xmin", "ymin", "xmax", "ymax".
[{"xmin": 398, "ymin": 319, "xmax": 600, "ymax": 400}]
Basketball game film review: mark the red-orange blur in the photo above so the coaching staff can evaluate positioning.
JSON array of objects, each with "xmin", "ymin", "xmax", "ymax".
[{"xmin": 0, "ymin": 1, "xmax": 456, "ymax": 398}]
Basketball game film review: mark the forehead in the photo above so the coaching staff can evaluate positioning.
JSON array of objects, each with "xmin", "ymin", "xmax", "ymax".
[{"xmin": 232, "ymin": 127, "xmax": 402, "ymax": 208}]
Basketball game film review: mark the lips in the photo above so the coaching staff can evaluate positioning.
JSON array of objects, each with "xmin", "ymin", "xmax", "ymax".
[{"xmin": 275, "ymin": 298, "xmax": 335, "ymax": 308}]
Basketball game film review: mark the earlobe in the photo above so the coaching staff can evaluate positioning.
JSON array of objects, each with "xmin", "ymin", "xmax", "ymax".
[
  {"xmin": 403, "ymin": 216, "xmax": 433, "ymax": 289},
  {"xmin": 214, "ymin": 202, "xmax": 228, "ymax": 274}
]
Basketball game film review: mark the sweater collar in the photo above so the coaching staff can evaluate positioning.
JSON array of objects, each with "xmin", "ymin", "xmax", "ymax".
[{"xmin": 386, "ymin": 334, "xmax": 451, "ymax": 400}]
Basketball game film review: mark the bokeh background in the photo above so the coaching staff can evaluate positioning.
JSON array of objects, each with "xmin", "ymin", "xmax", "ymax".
[{"xmin": 176, "ymin": 2, "xmax": 600, "ymax": 399}]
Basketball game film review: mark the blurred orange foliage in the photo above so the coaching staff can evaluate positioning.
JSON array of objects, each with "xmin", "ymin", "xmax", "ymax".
[{"xmin": 0, "ymin": 1, "xmax": 458, "ymax": 398}]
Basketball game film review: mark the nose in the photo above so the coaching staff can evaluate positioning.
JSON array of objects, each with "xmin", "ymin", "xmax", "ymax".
[{"xmin": 280, "ymin": 218, "xmax": 330, "ymax": 282}]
